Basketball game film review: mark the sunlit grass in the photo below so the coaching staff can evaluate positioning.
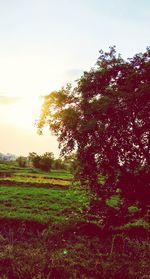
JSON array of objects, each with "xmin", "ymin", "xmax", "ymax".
[
  {"xmin": 106, "ymin": 195, "xmax": 121, "ymax": 208},
  {"xmin": 0, "ymin": 185, "xmax": 89, "ymax": 223},
  {"xmin": 121, "ymin": 218, "xmax": 150, "ymax": 229},
  {"xmin": 0, "ymin": 176, "xmax": 71, "ymax": 186}
]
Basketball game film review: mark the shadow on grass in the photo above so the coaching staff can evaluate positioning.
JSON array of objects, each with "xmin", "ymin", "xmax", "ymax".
[{"xmin": 0, "ymin": 218, "xmax": 150, "ymax": 278}]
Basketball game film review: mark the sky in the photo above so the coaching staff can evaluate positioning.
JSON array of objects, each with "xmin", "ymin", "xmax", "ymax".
[{"xmin": 0, "ymin": 0, "xmax": 150, "ymax": 157}]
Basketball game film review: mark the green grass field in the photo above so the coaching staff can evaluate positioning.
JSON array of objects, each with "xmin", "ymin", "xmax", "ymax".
[
  {"xmin": 0, "ymin": 161, "xmax": 149, "ymax": 278},
  {"xmin": 0, "ymin": 185, "xmax": 88, "ymax": 222}
]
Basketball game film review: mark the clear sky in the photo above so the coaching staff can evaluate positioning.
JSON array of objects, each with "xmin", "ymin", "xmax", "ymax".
[{"xmin": 0, "ymin": 0, "xmax": 150, "ymax": 157}]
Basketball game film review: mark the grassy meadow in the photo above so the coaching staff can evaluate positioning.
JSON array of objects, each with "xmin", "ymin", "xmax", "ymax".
[{"xmin": 0, "ymin": 161, "xmax": 150, "ymax": 278}]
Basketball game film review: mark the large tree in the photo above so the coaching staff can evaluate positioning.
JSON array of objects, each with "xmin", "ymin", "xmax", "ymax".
[{"xmin": 37, "ymin": 47, "xmax": 150, "ymax": 212}]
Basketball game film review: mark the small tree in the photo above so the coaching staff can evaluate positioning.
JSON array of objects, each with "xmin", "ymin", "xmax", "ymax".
[
  {"xmin": 39, "ymin": 152, "xmax": 54, "ymax": 171},
  {"xmin": 17, "ymin": 156, "xmax": 27, "ymax": 167},
  {"xmin": 29, "ymin": 152, "xmax": 41, "ymax": 168},
  {"xmin": 29, "ymin": 152, "xmax": 54, "ymax": 172}
]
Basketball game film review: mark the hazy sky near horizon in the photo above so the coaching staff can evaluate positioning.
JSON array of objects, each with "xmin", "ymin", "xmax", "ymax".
[{"xmin": 0, "ymin": 0, "xmax": 150, "ymax": 157}]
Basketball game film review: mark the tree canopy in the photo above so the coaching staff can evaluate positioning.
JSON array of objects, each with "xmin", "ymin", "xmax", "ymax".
[{"xmin": 37, "ymin": 47, "xmax": 150, "ymax": 211}]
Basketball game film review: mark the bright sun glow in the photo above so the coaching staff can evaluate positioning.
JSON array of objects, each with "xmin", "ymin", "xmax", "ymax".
[
  {"xmin": 16, "ymin": 97, "xmax": 42, "ymax": 128},
  {"xmin": 3, "ymin": 97, "xmax": 43, "ymax": 129}
]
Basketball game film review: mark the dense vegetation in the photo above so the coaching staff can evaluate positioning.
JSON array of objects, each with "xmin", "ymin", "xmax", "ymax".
[
  {"xmin": 28, "ymin": 152, "xmax": 54, "ymax": 172},
  {"xmin": 0, "ymin": 47, "xmax": 149, "ymax": 278},
  {"xmin": 0, "ymin": 161, "xmax": 150, "ymax": 278}
]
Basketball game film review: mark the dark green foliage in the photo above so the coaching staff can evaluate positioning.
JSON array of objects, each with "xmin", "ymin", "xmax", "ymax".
[
  {"xmin": 16, "ymin": 156, "xmax": 27, "ymax": 168},
  {"xmin": 29, "ymin": 152, "xmax": 41, "ymax": 168},
  {"xmin": 29, "ymin": 152, "xmax": 54, "ymax": 172},
  {"xmin": 39, "ymin": 152, "xmax": 54, "ymax": 171},
  {"xmin": 118, "ymin": 167, "xmax": 150, "ymax": 213}
]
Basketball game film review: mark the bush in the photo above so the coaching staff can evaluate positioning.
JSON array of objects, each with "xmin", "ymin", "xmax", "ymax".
[
  {"xmin": 16, "ymin": 156, "xmax": 27, "ymax": 167},
  {"xmin": 29, "ymin": 152, "xmax": 54, "ymax": 172}
]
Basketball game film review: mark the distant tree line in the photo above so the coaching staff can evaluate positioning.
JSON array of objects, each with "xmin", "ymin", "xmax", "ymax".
[{"xmin": 16, "ymin": 152, "xmax": 77, "ymax": 173}]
